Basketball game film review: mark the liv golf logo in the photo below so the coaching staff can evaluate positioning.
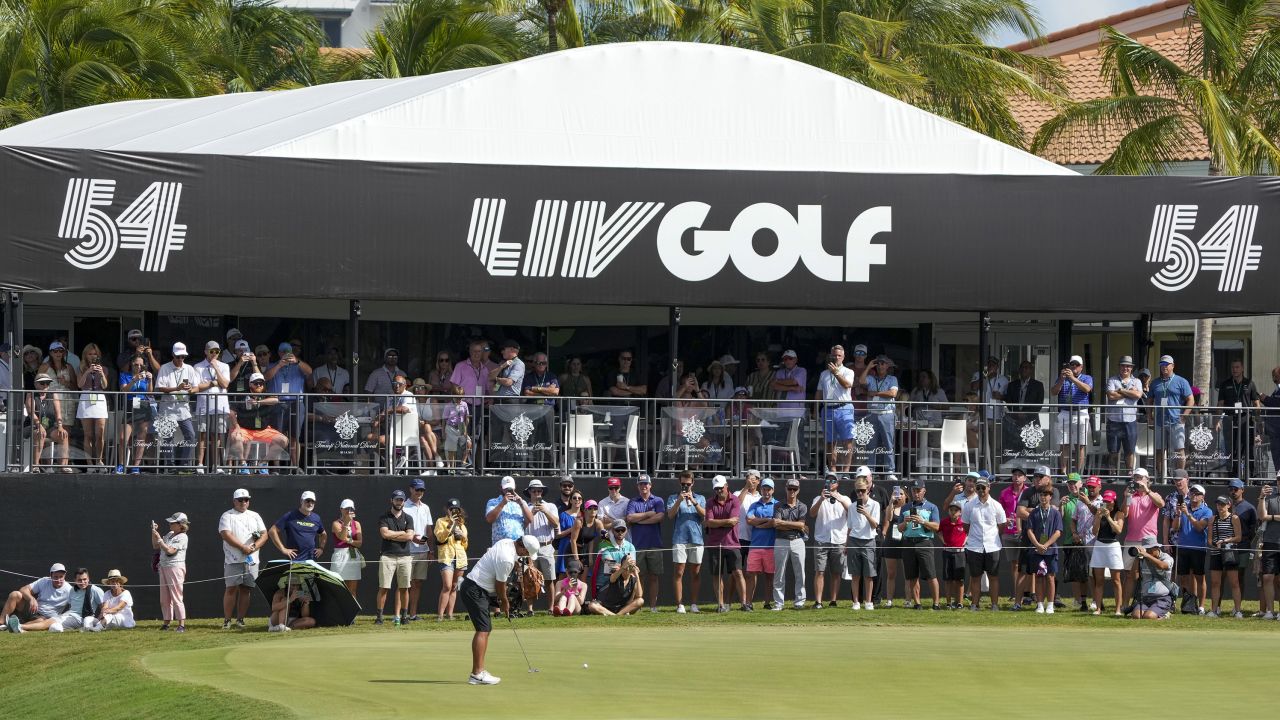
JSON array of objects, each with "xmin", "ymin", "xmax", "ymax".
[
  {"xmin": 58, "ymin": 178, "xmax": 186, "ymax": 271},
  {"xmin": 466, "ymin": 198, "xmax": 891, "ymax": 282},
  {"xmin": 1146, "ymin": 204, "xmax": 1260, "ymax": 292}
]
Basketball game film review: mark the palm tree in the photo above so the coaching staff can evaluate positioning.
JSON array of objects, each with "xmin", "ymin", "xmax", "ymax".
[
  {"xmin": 359, "ymin": 0, "xmax": 526, "ymax": 78},
  {"xmin": 720, "ymin": 0, "xmax": 1064, "ymax": 147},
  {"xmin": 1031, "ymin": 0, "xmax": 1280, "ymax": 399},
  {"xmin": 186, "ymin": 0, "xmax": 331, "ymax": 93},
  {"xmin": 0, "ymin": 0, "xmax": 198, "ymax": 128}
]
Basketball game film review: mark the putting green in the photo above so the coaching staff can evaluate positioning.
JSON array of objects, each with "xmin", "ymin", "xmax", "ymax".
[{"xmin": 143, "ymin": 623, "xmax": 1272, "ymax": 718}]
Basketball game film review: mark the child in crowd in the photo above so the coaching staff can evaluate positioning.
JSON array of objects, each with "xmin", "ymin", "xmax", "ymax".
[
  {"xmin": 555, "ymin": 560, "xmax": 587, "ymax": 616},
  {"xmin": 1025, "ymin": 487, "xmax": 1063, "ymax": 614},
  {"xmin": 443, "ymin": 386, "xmax": 472, "ymax": 467},
  {"xmin": 939, "ymin": 498, "xmax": 968, "ymax": 609}
]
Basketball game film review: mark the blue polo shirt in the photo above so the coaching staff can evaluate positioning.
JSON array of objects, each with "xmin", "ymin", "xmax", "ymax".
[
  {"xmin": 274, "ymin": 509, "xmax": 324, "ymax": 560},
  {"xmin": 1058, "ymin": 374, "xmax": 1093, "ymax": 405},
  {"xmin": 746, "ymin": 497, "xmax": 778, "ymax": 547},
  {"xmin": 866, "ymin": 374, "xmax": 898, "ymax": 413},
  {"xmin": 484, "ymin": 496, "xmax": 526, "ymax": 543},
  {"xmin": 666, "ymin": 492, "xmax": 706, "ymax": 545},
  {"xmin": 624, "ymin": 495, "xmax": 666, "ymax": 550},
  {"xmin": 269, "ymin": 362, "xmax": 306, "ymax": 400},
  {"xmin": 1151, "ymin": 373, "xmax": 1192, "ymax": 426},
  {"xmin": 1176, "ymin": 504, "xmax": 1213, "ymax": 548}
]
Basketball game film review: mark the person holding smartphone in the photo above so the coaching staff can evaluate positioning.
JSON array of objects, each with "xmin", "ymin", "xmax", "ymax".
[
  {"xmin": 666, "ymin": 471, "xmax": 706, "ymax": 613},
  {"xmin": 154, "ymin": 343, "xmax": 202, "ymax": 469},
  {"xmin": 484, "ymin": 476, "xmax": 535, "ymax": 544}
]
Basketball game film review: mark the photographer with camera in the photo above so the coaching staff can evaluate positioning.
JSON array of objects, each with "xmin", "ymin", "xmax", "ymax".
[
  {"xmin": 1171, "ymin": 484, "xmax": 1211, "ymax": 614},
  {"xmin": 1121, "ymin": 469, "xmax": 1164, "ymax": 594},
  {"xmin": 809, "ymin": 472, "xmax": 850, "ymax": 609},
  {"xmin": 218, "ymin": 488, "xmax": 267, "ymax": 630},
  {"xmin": 816, "ymin": 345, "xmax": 856, "ymax": 474},
  {"xmin": 666, "ymin": 471, "xmax": 706, "ymax": 613},
  {"xmin": 1207, "ymin": 496, "xmax": 1243, "ymax": 618},
  {"xmin": 116, "ymin": 329, "xmax": 160, "ymax": 374},
  {"xmin": 847, "ymin": 476, "xmax": 881, "ymax": 610},
  {"xmin": 1128, "ymin": 536, "xmax": 1174, "ymax": 620},
  {"xmin": 118, "ymin": 353, "xmax": 154, "ymax": 474},
  {"xmin": 1051, "ymin": 356, "xmax": 1093, "ymax": 475},
  {"xmin": 485, "ymin": 476, "xmax": 535, "ymax": 544}
]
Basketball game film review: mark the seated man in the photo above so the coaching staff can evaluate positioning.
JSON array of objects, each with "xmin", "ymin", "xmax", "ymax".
[
  {"xmin": 49, "ymin": 567, "xmax": 105, "ymax": 632},
  {"xmin": 586, "ymin": 554, "xmax": 644, "ymax": 616},
  {"xmin": 269, "ymin": 573, "xmax": 318, "ymax": 632},
  {"xmin": 2, "ymin": 563, "xmax": 72, "ymax": 633},
  {"xmin": 227, "ymin": 372, "xmax": 289, "ymax": 474}
]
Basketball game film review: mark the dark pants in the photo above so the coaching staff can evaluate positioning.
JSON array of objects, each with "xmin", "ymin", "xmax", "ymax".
[{"xmin": 160, "ymin": 417, "xmax": 196, "ymax": 466}]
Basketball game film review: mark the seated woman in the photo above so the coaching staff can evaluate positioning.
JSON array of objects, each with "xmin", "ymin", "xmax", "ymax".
[
  {"xmin": 227, "ymin": 373, "xmax": 289, "ymax": 474},
  {"xmin": 27, "ymin": 374, "xmax": 71, "ymax": 472},
  {"xmin": 555, "ymin": 560, "xmax": 588, "ymax": 616},
  {"xmin": 585, "ymin": 555, "xmax": 643, "ymax": 616},
  {"xmin": 85, "ymin": 569, "xmax": 134, "ymax": 631},
  {"xmin": 269, "ymin": 574, "xmax": 317, "ymax": 632}
]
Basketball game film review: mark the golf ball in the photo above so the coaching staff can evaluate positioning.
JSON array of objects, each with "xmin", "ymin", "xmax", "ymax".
[{"xmin": 583, "ymin": 663, "xmax": 589, "ymax": 669}]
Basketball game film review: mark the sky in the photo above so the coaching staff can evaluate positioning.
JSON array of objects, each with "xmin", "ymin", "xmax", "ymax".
[{"xmin": 989, "ymin": 0, "xmax": 1166, "ymax": 46}]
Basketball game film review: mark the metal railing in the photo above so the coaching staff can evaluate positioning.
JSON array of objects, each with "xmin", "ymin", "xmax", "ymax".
[{"xmin": 2, "ymin": 389, "xmax": 1276, "ymax": 481}]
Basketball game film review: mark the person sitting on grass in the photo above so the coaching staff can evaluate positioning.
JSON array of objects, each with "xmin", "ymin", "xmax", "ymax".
[
  {"xmin": 586, "ymin": 554, "xmax": 644, "ymax": 616},
  {"xmin": 49, "ymin": 567, "xmax": 104, "ymax": 632},
  {"xmin": 555, "ymin": 560, "xmax": 588, "ymax": 616},
  {"xmin": 2, "ymin": 563, "xmax": 72, "ymax": 633},
  {"xmin": 1129, "ymin": 536, "xmax": 1174, "ymax": 621},
  {"xmin": 85, "ymin": 570, "xmax": 134, "ymax": 631},
  {"xmin": 269, "ymin": 572, "xmax": 317, "ymax": 632}
]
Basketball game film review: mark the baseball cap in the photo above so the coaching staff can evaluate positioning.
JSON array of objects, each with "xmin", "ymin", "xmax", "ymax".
[
  {"xmin": 500, "ymin": 476, "xmax": 516, "ymax": 490},
  {"xmin": 1190, "ymin": 484, "xmax": 1206, "ymax": 495},
  {"xmin": 248, "ymin": 372, "xmax": 265, "ymax": 383},
  {"xmin": 911, "ymin": 477, "xmax": 927, "ymax": 489},
  {"xmin": 978, "ymin": 470, "xmax": 993, "ymax": 480},
  {"xmin": 985, "ymin": 356, "xmax": 1000, "ymax": 367},
  {"xmin": 277, "ymin": 342, "xmax": 293, "ymax": 353},
  {"xmin": 340, "ymin": 498, "xmax": 355, "ymax": 510},
  {"xmin": 761, "ymin": 478, "xmax": 775, "ymax": 489},
  {"xmin": 48, "ymin": 340, "xmax": 65, "ymax": 351},
  {"xmin": 127, "ymin": 329, "xmax": 143, "ymax": 339},
  {"xmin": 785, "ymin": 479, "xmax": 801, "ymax": 488},
  {"xmin": 446, "ymin": 498, "xmax": 461, "ymax": 509},
  {"xmin": 1132, "ymin": 468, "xmax": 1150, "ymax": 479},
  {"xmin": 853, "ymin": 344, "xmax": 868, "ymax": 355},
  {"xmin": 1159, "ymin": 354, "xmax": 1175, "ymax": 365},
  {"xmin": 409, "ymin": 478, "xmax": 426, "ymax": 489},
  {"xmin": 1066, "ymin": 473, "xmax": 1082, "ymax": 485},
  {"xmin": 1085, "ymin": 476, "xmax": 1101, "ymax": 488},
  {"xmin": 611, "ymin": 519, "xmax": 627, "ymax": 530},
  {"xmin": 733, "ymin": 386, "xmax": 749, "ymax": 396},
  {"xmin": 584, "ymin": 499, "xmax": 598, "ymax": 509},
  {"xmin": 1033, "ymin": 465, "xmax": 1051, "ymax": 477},
  {"xmin": 226, "ymin": 328, "xmax": 242, "ymax": 340},
  {"xmin": 636, "ymin": 474, "xmax": 652, "ymax": 484},
  {"xmin": 391, "ymin": 489, "xmax": 407, "ymax": 500},
  {"xmin": 1068, "ymin": 355, "xmax": 1083, "ymax": 365},
  {"xmin": 300, "ymin": 491, "xmax": 316, "ymax": 503},
  {"xmin": 949, "ymin": 499, "xmax": 964, "ymax": 509},
  {"xmin": 1228, "ymin": 478, "xmax": 1245, "ymax": 489},
  {"xmin": 1140, "ymin": 535, "xmax": 1159, "ymax": 549},
  {"xmin": 975, "ymin": 475, "xmax": 990, "ymax": 487},
  {"xmin": 712, "ymin": 475, "xmax": 728, "ymax": 489},
  {"xmin": 49, "ymin": 563, "xmax": 66, "ymax": 574},
  {"xmin": 745, "ymin": 469, "xmax": 761, "ymax": 479},
  {"xmin": 874, "ymin": 354, "xmax": 895, "ymax": 367},
  {"xmin": 782, "ymin": 349, "xmax": 798, "ymax": 359},
  {"xmin": 1119, "ymin": 355, "xmax": 1135, "ymax": 366},
  {"xmin": 965, "ymin": 471, "xmax": 981, "ymax": 480},
  {"xmin": 1010, "ymin": 467, "xmax": 1027, "ymax": 477},
  {"xmin": 606, "ymin": 477, "xmax": 622, "ymax": 488},
  {"xmin": 1101, "ymin": 490, "xmax": 1117, "ymax": 502},
  {"xmin": 527, "ymin": 478, "xmax": 546, "ymax": 490},
  {"xmin": 1171, "ymin": 469, "xmax": 1189, "ymax": 479},
  {"xmin": 171, "ymin": 342, "xmax": 187, "ymax": 357},
  {"xmin": 232, "ymin": 488, "xmax": 251, "ymax": 500},
  {"xmin": 854, "ymin": 465, "xmax": 872, "ymax": 478},
  {"xmin": 165, "ymin": 512, "xmax": 189, "ymax": 524},
  {"xmin": 384, "ymin": 347, "xmax": 399, "ymax": 357},
  {"xmin": 204, "ymin": 340, "xmax": 220, "ymax": 352},
  {"xmin": 1138, "ymin": 368, "xmax": 1152, "ymax": 377},
  {"xmin": 520, "ymin": 535, "xmax": 541, "ymax": 555},
  {"xmin": 1215, "ymin": 495, "xmax": 1230, "ymax": 504},
  {"xmin": 234, "ymin": 339, "xmax": 250, "ymax": 352}
]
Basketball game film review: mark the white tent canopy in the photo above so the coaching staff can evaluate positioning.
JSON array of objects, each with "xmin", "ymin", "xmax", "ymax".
[{"xmin": 0, "ymin": 42, "xmax": 1073, "ymax": 175}]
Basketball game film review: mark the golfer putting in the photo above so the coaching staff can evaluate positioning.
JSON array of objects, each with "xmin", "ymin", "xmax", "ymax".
[{"xmin": 459, "ymin": 533, "xmax": 540, "ymax": 685}]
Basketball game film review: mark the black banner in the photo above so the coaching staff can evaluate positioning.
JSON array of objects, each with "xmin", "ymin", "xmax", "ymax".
[{"xmin": 3, "ymin": 146, "xmax": 1279, "ymax": 313}]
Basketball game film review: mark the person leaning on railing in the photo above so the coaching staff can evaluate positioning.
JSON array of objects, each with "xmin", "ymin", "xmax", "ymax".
[
  {"xmin": 117, "ymin": 355, "xmax": 155, "ymax": 474},
  {"xmin": 27, "ymin": 373, "xmax": 70, "ymax": 472}
]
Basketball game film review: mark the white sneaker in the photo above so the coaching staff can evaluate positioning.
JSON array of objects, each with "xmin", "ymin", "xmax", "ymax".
[
  {"xmin": 792, "ymin": 601, "xmax": 805, "ymax": 609},
  {"xmin": 851, "ymin": 602, "xmax": 862, "ymax": 610},
  {"xmin": 279, "ymin": 624, "xmax": 291, "ymax": 632},
  {"xmin": 883, "ymin": 599, "xmax": 893, "ymax": 608},
  {"xmin": 1233, "ymin": 611, "xmax": 1243, "ymax": 619},
  {"xmin": 1206, "ymin": 611, "xmax": 1219, "ymax": 618},
  {"xmin": 675, "ymin": 604, "xmax": 686, "ymax": 614},
  {"xmin": 863, "ymin": 602, "xmax": 874, "ymax": 610},
  {"xmin": 648, "ymin": 606, "xmax": 659, "ymax": 613},
  {"xmin": 195, "ymin": 468, "xmax": 205, "ymax": 474},
  {"xmin": 267, "ymin": 624, "xmax": 281, "ymax": 632},
  {"xmin": 468, "ymin": 670, "xmax": 501, "ymax": 685},
  {"xmin": 770, "ymin": 603, "xmax": 783, "ymax": 612},
  {"xmin": 1035, "ymin": 602, "xmax": 1045, "ymax": 614},
  {"xmin": 1264, "ymin": 612, "xmax": 1276, "ymax": 620},
  {"xmin": 1046, "ymin": 604, "xmax": 1055, "ymax": 615},
  {"xmin": 689, "ymin": 604, "xmax": 700, "ymax": 614},
  {"xmin": 1089, "ymin": 601, "xmax": 1098, "ymax": 612}
]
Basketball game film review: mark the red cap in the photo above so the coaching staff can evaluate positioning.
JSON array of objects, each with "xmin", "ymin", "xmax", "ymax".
[
  {"xmin": 1085, "ymin": 476, "xmax": 1101, "ymax": 488},
  {"xmin": 606, "ymin": 477, "xmax": 621, "ymax": 488},
  {"xmin": 1101, "ymin": 490, "xmax": 1117, "ymax": 502}
]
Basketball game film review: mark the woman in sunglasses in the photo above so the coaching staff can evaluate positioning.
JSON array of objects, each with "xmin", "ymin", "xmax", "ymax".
[
  {"xmin": 76, "ymin": 342, "xmax": 111, "ymax": 470},
  {"xmin": 572, "ymin": 499, "xmax": 604, "ymax": 594},
  {"xmin": 434, "ymin": 499, "xmax": 469, "ymax": 622},
  {"xmin": 28, "ymin": 373, "xmax": 70, "ymax": 472}
]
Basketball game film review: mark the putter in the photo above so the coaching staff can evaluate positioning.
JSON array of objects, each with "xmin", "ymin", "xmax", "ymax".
[{"xmin": 506, "ymin": 615, "xmax": 539, "ymax": 673}]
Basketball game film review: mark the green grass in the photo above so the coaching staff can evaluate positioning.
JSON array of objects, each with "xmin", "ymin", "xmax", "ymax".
[{"xmin": 3, "ymin": 607, "xmax": 1277, "ymax": 718}]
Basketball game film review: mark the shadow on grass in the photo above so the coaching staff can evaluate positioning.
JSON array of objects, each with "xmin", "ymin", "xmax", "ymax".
[{"xmin": 368, "ymin": 679, "xmax": 466, "ymax": 685}]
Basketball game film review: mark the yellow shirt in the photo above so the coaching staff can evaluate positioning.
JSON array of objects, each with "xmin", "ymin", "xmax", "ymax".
[{"xmin": 433, "ymin": 517, "xmax": 469, "ymax": 568}]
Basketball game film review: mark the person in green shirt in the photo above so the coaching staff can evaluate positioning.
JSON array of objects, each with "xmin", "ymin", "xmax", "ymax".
[{"xmin": 1059, "ymin": 474, "xmax": 1090, "ymax": 610}]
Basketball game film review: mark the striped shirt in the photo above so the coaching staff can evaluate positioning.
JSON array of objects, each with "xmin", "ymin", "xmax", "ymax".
[{"xmin": 1209, "ymin": 514, "xmax": 1235, "ymax": 553}]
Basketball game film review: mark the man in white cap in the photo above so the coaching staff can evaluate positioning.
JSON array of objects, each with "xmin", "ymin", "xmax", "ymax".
[
  {"xmin": 705, "ymin": 475, "xmax": 746, "ymax": 612},
  {"xmin": 2, "ymin": 563, "xmax": 72, "ymax": 633},
  {"xmin": 194, "ymin": 340, "xmax": 231, "ymax": 473},
  {"xmin": 809, "ymin": 472, "xmax": 850, "ymax": 609},
  {"xmin": 1151, "ymin": 354, "xmax": 1193, "ymax": 473},
  {"xmin": 219, "ymin": 488, "xmax": 267, "ymax": 629},
  {"xmin": 1050, "ymin": 355, "xmax": 1093, "ymax": 474},
  {"xmin": 1105, "ymin": 356, "xmax": 1143, "ymax": 474},
  {"xmin": 155, "ymin": 342, "xmax": 202, "ymax": 468},
  {"xmin": 524, "ymin": 478, "xmax": 560, "ymax": 613},
  {"xmin": 485, "ymin": 476, "xmax": 535, "ymax": 544},
  {"xmin": 817, "ymin": 345, "xmax": 856, "ymax": 474},
  {"xmin": 458, "ymin": 534, "xmax": 540, "ymax": 685},
  {"xmin": 270, "ymin": 491, "xmax": 327, "ymax": 563}
]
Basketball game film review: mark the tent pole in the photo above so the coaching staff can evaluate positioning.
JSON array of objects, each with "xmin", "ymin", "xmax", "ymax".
[
  {"xmin": 978, "ymin": 311, "xmax": 990, "ymax": 467},
  {"xmin": 348, "ymin": 300, "xmax": 361, "ymax": 393},
  {"xmin": 668, "ymin": 306, "xmax": 680, "ymax": 399},
  {"xmin": 6, "ymin": 292, "xmax": 22, "ymax": 471}
]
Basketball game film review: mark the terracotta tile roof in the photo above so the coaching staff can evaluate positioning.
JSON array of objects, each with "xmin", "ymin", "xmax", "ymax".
[{"xmin": 1010, "ymin": 6, "xmax": 1210, "ymax": 166}]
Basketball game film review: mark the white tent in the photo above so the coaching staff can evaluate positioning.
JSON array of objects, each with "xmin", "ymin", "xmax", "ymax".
[{"xmin": 0, "ymin": 42, "xmax": 1073, "ymax": 175}]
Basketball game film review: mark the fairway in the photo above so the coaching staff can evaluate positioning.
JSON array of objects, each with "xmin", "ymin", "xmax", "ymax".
[{"xmin": 142, "ymin": 621, "xmax": 1276, "ymax": 719}]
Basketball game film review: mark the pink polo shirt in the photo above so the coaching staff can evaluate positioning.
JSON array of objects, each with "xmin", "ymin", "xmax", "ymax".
[
  {"xmin": 1124, "ymin": 492, "xmax": 1160, "ymax": 542},
  {"xmin": 998, "ymin": 483, "xmax": 1027, "ymax": 536}
]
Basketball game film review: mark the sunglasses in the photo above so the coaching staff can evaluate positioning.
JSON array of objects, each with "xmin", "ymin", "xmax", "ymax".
[
  {"xmin": 302, "ymin": 500, "xmax": 316, "ymax": 504},
  {"xmin": 250, "ymin": 381, "xmax": 265, "ymax": 386},
  {"xmin": 614, "ymin": 528, "xmax": 627, "ymax": 534},
  {"xmin": 437, "ymin": 358, "xmax": 450, "ymax": 363},
  {"xmin": 533, "ymin": 360, "xmax": 547, "ymax": 365},
  {"xmin": 235, "ymin": 498, "xmax": 250, "ymax": 503},
  {"xmin": 680, "ymin": 483, "xmax": 693, "ymax": 488},
  {"xmin": 412, "ymin": 488, "xmax": 424, "ymax": 492},
  {"xmin": 786, "ymin": 487, "xmax": 799, "ymax": 491}
]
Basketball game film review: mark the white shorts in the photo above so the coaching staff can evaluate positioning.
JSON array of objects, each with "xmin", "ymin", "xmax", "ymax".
[
  {"xmin": 1057, "ymin": 409, "xmax": 1090, "ymax": 445},
  {"xmin": 1090, "ymin": 542, "xmax": 1125, "ymax": 571},
  {"xmin": 673, "ymin": 543, "xmax": 704, "ymax": 565},
  {"xmin": 77, "ymin": 397, "xmax": 108, "ymax": 420},
  {"xmin": 331, "ymin": 549, "xmax": 363, "ymax": 581}
]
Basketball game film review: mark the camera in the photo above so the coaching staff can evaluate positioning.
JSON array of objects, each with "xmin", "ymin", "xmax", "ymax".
[
  {"xmin": 827, "ymin": 354, "xmax": 838, "ymax": 365},
  {"xmin": 1127, "ymin": 481, "xmax": 1140, "ymax": 493},
  {"xmin": 1127, "ymin": 546, "xmax": 1141, "ymax": 557}
]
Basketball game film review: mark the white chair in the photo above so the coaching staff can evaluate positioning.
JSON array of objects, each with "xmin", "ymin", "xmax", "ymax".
[
  {"xmin": 598, "ymin": 414, "xmax": 640, "ymax": 471},
  {"xmin": 756, "ymin": 417, "xmax": 801, "ymax": 474},
  {"xmin": 566, "ymin": 413, "xmax": 599, "ymax": 471},
  {"xmin": 1135, "ymin": 424, "xmax": 1154, "ymax": 474},
  {"xmin": 939, "ymin": 418, "xmax": 971, "ymax": 475},
  {"xmin": 390, "ymin": 409, "xmax": 423, "ymax": 473}
]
